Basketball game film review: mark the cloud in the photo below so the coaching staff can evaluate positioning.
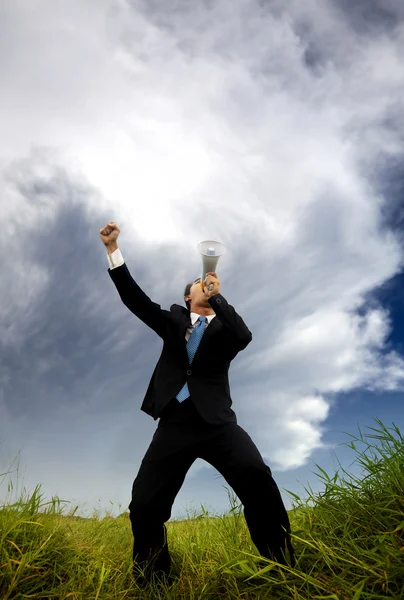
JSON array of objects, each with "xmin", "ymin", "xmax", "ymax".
[{"xmin": 1, "ymin": 0, "xmax": 404, "ymax": 512}]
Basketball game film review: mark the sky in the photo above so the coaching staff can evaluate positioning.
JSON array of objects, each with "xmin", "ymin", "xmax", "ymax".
[{"xmin": 1, "ymin": 0, "xmax": 404, "ymax": 520}]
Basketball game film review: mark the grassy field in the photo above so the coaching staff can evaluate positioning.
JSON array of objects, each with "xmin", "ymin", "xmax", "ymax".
[{"xmin": 1, "ymin": 417, "xmax": 403, "ymax": 599}]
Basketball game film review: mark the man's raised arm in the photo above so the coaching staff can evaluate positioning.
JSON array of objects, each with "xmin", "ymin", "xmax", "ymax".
[{"xmin": 100, "ymin": 221, "xmax": 168, "ymax": 337}]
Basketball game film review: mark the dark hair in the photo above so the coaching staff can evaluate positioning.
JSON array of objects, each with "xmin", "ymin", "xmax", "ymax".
[{"xmin": 184, "ymin": 278, "xmax": 201, "ymax": 311}]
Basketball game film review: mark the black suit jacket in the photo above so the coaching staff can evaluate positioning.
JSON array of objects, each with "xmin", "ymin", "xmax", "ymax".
[{"xmin": 108, "ymin": 262, "xmax": 252, "ymax": 424}]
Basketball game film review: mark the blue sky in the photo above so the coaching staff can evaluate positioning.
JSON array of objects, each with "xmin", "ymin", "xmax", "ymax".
[{"xmin": 1, "ymin": 0, "xmax": 404, "ymax": 520}]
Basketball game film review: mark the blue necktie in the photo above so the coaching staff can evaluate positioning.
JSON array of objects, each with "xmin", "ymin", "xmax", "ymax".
[{"xmin": 176, "ymin": 316, "xmax": 207, "ymax": 403}]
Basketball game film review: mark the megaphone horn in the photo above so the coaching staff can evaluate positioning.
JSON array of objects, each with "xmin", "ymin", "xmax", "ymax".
[{"xmin": 197, "ymin": 240, "xmax": 226, "ymax": 291}]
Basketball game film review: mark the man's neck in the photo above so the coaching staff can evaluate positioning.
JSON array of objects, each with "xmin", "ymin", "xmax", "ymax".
[{"xmin": 190, "ymin": 305, "xmax": 215, "ymax": 316}]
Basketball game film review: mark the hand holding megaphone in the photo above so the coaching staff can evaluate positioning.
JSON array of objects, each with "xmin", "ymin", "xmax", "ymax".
[
  {"xmin": 197, "ymin": 240, "xmax": 226, "ymax": 293},
  {"xmin": 203, "ymin": 272, "xmax": 220, "ymax": 297}
]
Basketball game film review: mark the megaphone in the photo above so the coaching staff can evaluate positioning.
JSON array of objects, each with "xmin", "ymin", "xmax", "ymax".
[{"xmin": 197, "ymin": 240, "xmax": 226, "ymax": 291}]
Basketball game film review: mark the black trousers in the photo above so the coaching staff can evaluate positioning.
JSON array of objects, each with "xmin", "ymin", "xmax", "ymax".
[{"xmin": 129, "ymin": 398, "xmax": 295, "ymax": 578}]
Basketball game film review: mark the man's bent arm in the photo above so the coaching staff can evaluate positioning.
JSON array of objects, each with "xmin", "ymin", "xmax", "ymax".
[
  {"xmin": 106, "ymin": 243, "xmax": 168, "ymax": 338},
  {"xmin": 208, "ymin": 293, "xmax": 252, "ymax": 350}
]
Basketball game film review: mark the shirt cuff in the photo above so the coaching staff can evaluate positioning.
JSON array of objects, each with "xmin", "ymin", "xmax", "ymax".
[{"xmin": 107, "ymin": 247, "xmax": 125, "ymax": 270}]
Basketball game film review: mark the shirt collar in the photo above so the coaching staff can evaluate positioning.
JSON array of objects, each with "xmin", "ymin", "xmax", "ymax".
[{"xmin": 190, "ymin": 312, "xmax": 216, "ymax": 326}]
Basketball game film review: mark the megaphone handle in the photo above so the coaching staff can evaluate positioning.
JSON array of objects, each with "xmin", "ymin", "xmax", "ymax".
[{"xmin": 200, "ymin": 281, "xmax": 215, "ymax": 292}]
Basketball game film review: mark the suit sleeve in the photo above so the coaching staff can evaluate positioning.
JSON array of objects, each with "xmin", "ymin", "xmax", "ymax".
[
  {"xmin": 108, "ymin": 262, "xmax": 168, "ymax": 338},
  {"xmin": 208, "ymin": 293, "xmax": 252, "ymax": 350}
]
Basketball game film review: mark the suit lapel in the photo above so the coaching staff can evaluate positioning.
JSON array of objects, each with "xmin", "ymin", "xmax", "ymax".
[
  {"xmin": 178, "ymin": 312, "xmax": 192, "ymax": 363},
  {"xmin": 192, "ymin": 316, "xmax": 222, "ymax": 361},
  {"xmin": 179, "ymin": 312, "xmax": 191, "ymax": 335}
]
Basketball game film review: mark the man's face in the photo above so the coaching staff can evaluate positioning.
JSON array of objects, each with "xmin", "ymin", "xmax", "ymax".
[{"xmin": 185, "ymin": 278, "xmax": 208, "ymax": 309}]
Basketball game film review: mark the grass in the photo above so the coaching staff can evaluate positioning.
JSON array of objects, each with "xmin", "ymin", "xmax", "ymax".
[{"xmin": 0, "ymin": 417, "xmax": 403, "ymax": 599}]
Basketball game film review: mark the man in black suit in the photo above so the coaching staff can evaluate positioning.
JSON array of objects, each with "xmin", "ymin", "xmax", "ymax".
[{"xmin": 99, "ymin": 221, "xmax": 295, "ymax": 582}]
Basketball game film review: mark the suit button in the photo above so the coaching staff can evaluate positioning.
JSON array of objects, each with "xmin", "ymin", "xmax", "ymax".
[
  {"xmin": 216, "ymin": 298, "xmax": 221, "ymax": 303},
  {"xmin": 187, "ymin": 370, "xmax": 192, "ymax": 376}
]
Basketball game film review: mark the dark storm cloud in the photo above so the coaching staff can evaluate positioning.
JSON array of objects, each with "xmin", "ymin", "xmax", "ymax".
[
  {"xmin": 374, "ymin": 154, "xmax": 404, "ymax": 237},
  {"xmin": 334, "ymin": 0, "xmax": 404, "ymax": 35},
  {"xmin": 0, "ymin": 152, "xmax": 208, "ymax": 428}
]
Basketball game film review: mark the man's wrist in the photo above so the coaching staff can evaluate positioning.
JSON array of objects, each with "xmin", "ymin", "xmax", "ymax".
[
  {"xmin": 105, "ymin": 241, "xmax": 118, "ymax": 254},
  {"xmin": 208, "ymin": 292, "xmax": 222, "ymax": 302}
]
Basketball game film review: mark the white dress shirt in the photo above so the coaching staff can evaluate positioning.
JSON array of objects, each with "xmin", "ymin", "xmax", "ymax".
[{"xmin": 107, "ymin": 247, "xmax": 216, "ymax": 340}]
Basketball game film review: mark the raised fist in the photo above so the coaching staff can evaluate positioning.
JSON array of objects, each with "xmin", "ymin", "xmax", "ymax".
[{"xmin": 99, "ymin": 221, "xmax": 120, "ymax": 245}]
